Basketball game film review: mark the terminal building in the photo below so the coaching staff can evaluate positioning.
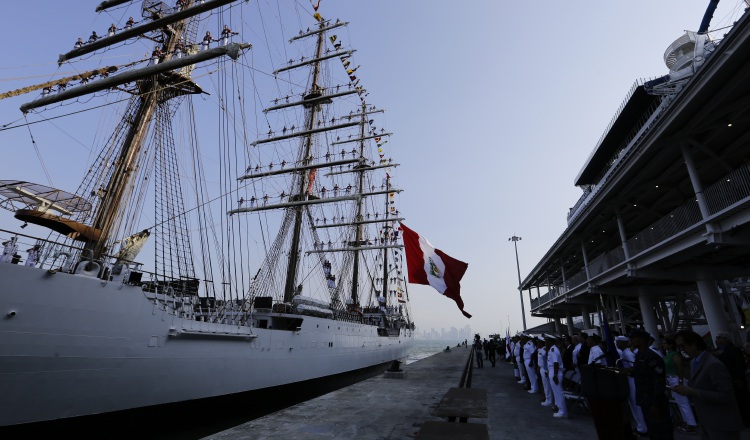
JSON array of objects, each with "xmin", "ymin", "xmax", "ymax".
[{"xmin": 520, "ymin": 6, "xmax": 750, "ymax": 344}]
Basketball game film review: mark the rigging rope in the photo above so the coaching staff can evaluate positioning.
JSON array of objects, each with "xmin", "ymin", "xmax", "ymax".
[{"xmin": 23, "ymin": 115, "xmax": 54, "ymax": 187}]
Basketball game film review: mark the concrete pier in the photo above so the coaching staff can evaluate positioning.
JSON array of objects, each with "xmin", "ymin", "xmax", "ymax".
[{"xmin": 207, "ymin": 349, "xmax": 750, "ymax": 439}]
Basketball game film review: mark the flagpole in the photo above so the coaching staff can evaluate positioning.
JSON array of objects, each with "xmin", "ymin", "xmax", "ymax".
[{"xmin": 509, "ymin": 235, "xmax": 526, "ymax": 330}]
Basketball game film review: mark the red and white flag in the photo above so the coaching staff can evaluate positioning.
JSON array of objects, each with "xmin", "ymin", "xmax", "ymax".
[{"xmin": 399, "ymin": 223, "xmax": 471, "ymax": 318}]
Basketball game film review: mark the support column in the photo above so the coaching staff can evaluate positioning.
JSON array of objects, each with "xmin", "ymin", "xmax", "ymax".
[
  {"xmin": 560, "ymin": 262, "xmax": 567, "ymax": 293},
  {"xmin": 554, "ymin": 317, "xmax": 562, "ymax": 335},
  {"xmin": 637, "ymin": 290, "xmax": 659, "ymax": 338},
  {"xmin": 696, "ymin": 279, "xmax": 731, "ymax": 339},
  {"xmin": 615, "ymin": 211, "xmax": 640, "ymax": 279},
  {"xmin": 615, "ymin": 212, "xmax": 631, "ymax": 260},
  {"xmin": 656, "ymin": 301, "xmax": 671, "ymax": 331},
  {"xmin": 581, "ymin": 306, "xmax": 592, "ymax": 329},
  {"xmin": 681, "ymin": 143, "xmax": 716, "ymax": 234},
  {"xmin": 615, "ymin": 295, "xmax": 627, "ymax": 334},
  {"xmin": 580, "ymin": 241, "xmax": 591, "ymax": 281},
  {"xmin": 566, "ymin": 311, "xmax": 576, "ymax": 335}
]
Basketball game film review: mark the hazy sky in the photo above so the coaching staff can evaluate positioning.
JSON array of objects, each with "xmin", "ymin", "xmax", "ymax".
[{"xmin": 0, "ymin": 1, "xmax": 746, "ymax": 337}]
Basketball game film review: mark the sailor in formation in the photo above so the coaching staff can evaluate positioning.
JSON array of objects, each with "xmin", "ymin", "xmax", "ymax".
[
  {"xmin": 174, "ymin": 38, "xmax": 186, "ymax": 58},
  {"xmin": 523, "ymin": 334, "xmax": 540, "ymax": 393},
  {"xmin": 150, "ymin": 46, "xmax": 163, "ymax": 65},
  {"xmin": 24, "ymin": 245, "xmax": 41, "ymax": 267},
  {"xmin": 545, "ymin": 334, "xmax": 568, "ymax": 418},
  {"xmin": 616, "ymin": 335, "xmax": 648, "ymax": 436},
  {"xmin": 514, "ymin": 334, "xmax": 527, "ymax": 385},
  {"xmin": 510, "ymin": 335, "xmax": 520, "ymax": 380},
  {"xmin": 201, "ymin": 31, "xmax": 215, "ymax": 50},
  {"xmin": 1, "ymin": 237, "xmax": 18, "ymax": 263},
  {"xmin": 537, "ymin": 337, "xmax": 553, "ymax": 407},
  {"xmin": 587, "ymin": 333, "xmax": 606, "ymax": 365},
  {"xmin": 220, "ymin": 24, "xmax": 238, "ymax": 46}
]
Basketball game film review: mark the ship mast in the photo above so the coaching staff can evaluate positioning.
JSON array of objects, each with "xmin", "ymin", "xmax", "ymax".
[
  {"xmin": 349, "ymin": 102, "xmax": 368, "ymax": 307},
  {"xmin": 83, "ymin": 2, "xmax": 196, "ymax": 259},
  {"xmin": 282, "ymin": 23, "xmax": 326, "ymax": 303},
  {"xmin": 380, "ymin": 178, "xmax": 391, "ymax": 320}
]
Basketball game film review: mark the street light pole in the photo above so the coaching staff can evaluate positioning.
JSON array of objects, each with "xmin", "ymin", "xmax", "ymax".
[{"xmin": 509, "ymin": 235, "xmax": 526, "ymax": 330}]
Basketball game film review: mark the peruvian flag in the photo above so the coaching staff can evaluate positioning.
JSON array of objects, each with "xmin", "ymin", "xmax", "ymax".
[{"xmin": 399, "ymin": 223, "xmax": 471, "ymax": 318}]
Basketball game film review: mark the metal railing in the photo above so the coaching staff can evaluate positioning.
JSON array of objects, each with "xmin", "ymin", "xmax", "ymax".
[
  {"xmin": 704, "ymin": 161, "xmax": 750, "ymax": 215},
  {"xmin": 534, "ymin": 161, "xmax": 750, "ymax": 312},
  {"xmin": 568, "ymin": 95, "xmax": 669, "ymax": 225}
]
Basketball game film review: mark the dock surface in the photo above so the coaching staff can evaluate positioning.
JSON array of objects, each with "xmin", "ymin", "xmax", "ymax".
[{"xmin": 207, "ymin": 348, "xmax": 750, "ymax": 439}]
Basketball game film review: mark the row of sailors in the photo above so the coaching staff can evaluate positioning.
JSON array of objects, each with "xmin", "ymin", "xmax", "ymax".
[
  {"xmin": 244, "ymin": 158, "xmax": 385, "ymax": 174},
  {"xmin": 42, "ymin": 77, "xmax": 105, "ymax": 96},
  {"xmin": 236, "ymin": 183, "xmax": 359, "ymax": 207},
  {"xmin": 311, "ymin": 236, "xmax": 397, "ymax": 250},
  {"xmin": 1, "ymin": 237, "xmax": 41, "ymax": 266},
  {"xmin": 150, "ymin": 27, "xmax": 238, "ymax": 65},
  {"xmin": 236, "ymin": 181, "xmax": 396, "ymax": 207},
  {"xmin": 74, "ymin": 25, "xmax": 238, "ymax": 64},
  {"xmin": 509, "ymin": 333, "xmax": 569, "ymax": 419},
  {"xmin": 73, "ymin": 0, "xmax": 217, "ymax": 49},
  {"xmin": 73, "ymin": 17, "xmax": 140, "ymax": 48},
  {"xmin": 509, "ymin": 333, "xmax": 642, "ymax": 423},
  {"xmin": 508, "ymin": 330, "xmax": 747, "ymax": 438},
  {"xmin": 245, "ymin": 157, "xmax": 381, "ymax": 173}
]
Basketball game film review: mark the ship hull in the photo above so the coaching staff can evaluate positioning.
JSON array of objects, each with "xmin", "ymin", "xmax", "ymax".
[{"xmin": 0, "ymin": 263, "xmax": 412, "ymax": 427}]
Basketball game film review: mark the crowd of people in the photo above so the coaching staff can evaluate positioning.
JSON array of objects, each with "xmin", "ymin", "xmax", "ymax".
[{"xmin": 471, "ymin": 328, "xmax": 750, "ymax": 439}]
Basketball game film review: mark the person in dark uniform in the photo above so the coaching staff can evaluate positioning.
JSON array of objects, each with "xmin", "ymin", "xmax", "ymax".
[
  {"xmin": 713, "ymin": 332, "xmax": 750, "ymax": 427},
  {"xmin": 630, "ymin": 329, "xmax": 673, "ymax": 440},
  {"xmin": 576, "ymin": 332, "xmax": 591, "ymax": 370},
  {"xmin": 473, "ymin": 334, "xmax": 484, "ymax": 368},
  {"xmin": 562, "ymin": 334, "xmax": 574, "ymax": 372},
  {"xmin": 487, "ymin": 338, "xmax": 497, "ymax": 367}
]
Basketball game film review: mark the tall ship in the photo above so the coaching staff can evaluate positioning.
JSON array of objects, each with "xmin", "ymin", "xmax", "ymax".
[{"xmin": 0, "ymin": 0, "xmax": 413, "ymax": 427}]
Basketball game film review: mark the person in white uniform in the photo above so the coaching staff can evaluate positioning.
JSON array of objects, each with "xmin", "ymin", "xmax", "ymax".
[
  {"xmin": 537, "ymin": 337, "xmax": 553, "ymax": 407},
  {"xmin": 25, "ymin": 245, "xmax": 41, "ymax": 267},
  {"xmin": 545, "ymin": 334, "xmax": 567, "ymax": 418},
  {"xmin": 1, "ymin": 237, "xmax": 18, "ymax": 263},
  {"xmin": 514, "ymin": 334, "xmax": 527, "ymax": 385},
  {"xmin": 587, "ymin": 333, "xmax": 606, "ymax": 365},
  {"xmin": 523, "ymin": 335, "xmax": 540, "ymax": 393},
  {"xmin": 615, "ymin": 336, "xmax": 647, "ymax": 436},
  {"xmin": 509, "ymin": 335, "xmax": 520, "ymax": 380}
]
